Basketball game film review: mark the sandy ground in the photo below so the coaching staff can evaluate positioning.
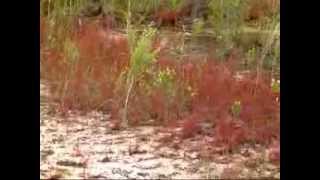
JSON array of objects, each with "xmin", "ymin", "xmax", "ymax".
[{"xmin": 40, "ymin": 82, "xmax": 280, "ymax": 179}]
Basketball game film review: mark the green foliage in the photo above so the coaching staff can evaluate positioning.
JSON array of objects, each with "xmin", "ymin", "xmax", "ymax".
[
  {"xmin": 105, "ymin": 0, "xmax": 161, "ymax": 25},
  {"xmin": 231, "ymin": 100, "xmax": 241, "ymax": 118},
  {"xmin": 41, "ymin": 0, "xmax": 84, "ymax": 51},
  {"xmin": 46, "ymin": 20, "xmax": 74, "ymax": 51},
  {"xmin": 208, "ymin": 0, "xmax": 247, "ymax": 59},
  {"xmin": 122, "ymin": 27, "xmax": 158, "ymax": 127},
  {"xmin": 272, "ymin": 36, "xmax": 280, "ymax": 78},
  {"xmin": 167, "ymin": 0, "xmax": 184, "ymax": 11},
  {"xmin": 192, "ymin": 18, "xmax": 205, "ymax": 39},
  {"xmin": 63, "ymin": 38, "xmax": 79, "ymax": 65},
  {"xmin": 259, "ymin": 14, "xmax": 280, "ymax": 75},
  {"xmin": 153, "ymin": 67, "xmax": 176, "ymax": 96},
  {"xmin": 128, "ymin": 28, "xmax": 157, "ymax": 77},
  {"xmin": 208, "ymin": 0, "xmax": 245, "ymax": 39},
  {"xmin": 245, "ymin": 46, "xmax": 258, "ymax": 68},
  {"xmin": 41, "ymin": 0, "xmax": 86, "ymax": 17},
  {"xmin": 271, "ymin": 79, "xmax": 280, "ymax": 94},
  {"xmin": 109, "ymin": 0, "xmax": 160, "ymax": 14}
]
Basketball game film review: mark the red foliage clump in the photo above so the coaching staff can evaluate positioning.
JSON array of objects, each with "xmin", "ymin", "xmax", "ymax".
[
  {"xmin": 154, "ymin": 10, "xmax": 179, "ymax": 27},
  {"xmin": 41, "ymin": 17, "xmax": 279, "ymax": 151},
  {"xmin": 41, "ymin": 19, "xmax": 130, "ymax": 115},
  {"xmin": 181, "ymin": 114, "xmax": 201, "ymax": 139},
  {"xmin": 101, "ymin": 14, "xmax": 117, "ymax": 31},
  {"xmin": 215, "ymin": 115, "xmax": 248, "ymax": 150},
  {"xmin": 246, "ymin": 0, "xmax": 279, "ymax": 21},
  {"xmin": 191, "ymin": 61, "xmax": 236, "ymax": 120},
  {"xmin": 41, "ymin": 49, "xmax": 65, "ymax": 81},
  {"xmin": 268, "ymin": 139, "xmax": 280, "ymax": 165},
  {"xmin": 155, "ymin": 57, "xmax": 179, "ymax": 72},
  {"xmin": 174, "ymin": 59, "xmax": 279, "ymax": 149},
  {"xmin": 150, "ymin": 90, "xmax": 167, "ymax": 122},
  {"xmin": 236, "ymin": 76, "xmax": 279, "ymax": 143}
]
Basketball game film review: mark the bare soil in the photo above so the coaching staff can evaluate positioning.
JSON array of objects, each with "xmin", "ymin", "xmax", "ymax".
[{"xmin": 40, "ymin": 82, "xmax": 279, "ymax": 179}]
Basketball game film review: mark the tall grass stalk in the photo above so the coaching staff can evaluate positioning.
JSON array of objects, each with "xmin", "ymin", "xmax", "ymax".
[
  {"xmin": 121, "ymin": 0, "xmax": 157, "ymax": 127},
  {"xmin": 122, "ymin": 28, "xmax": 157, "ymax": 127},
  {"xmin": 208, "ymin": 0, "xmax": 246, "ymax": 59},
  {"xmin": 255, "ymin": 14, "xmax": 280, "ymax": 90}
]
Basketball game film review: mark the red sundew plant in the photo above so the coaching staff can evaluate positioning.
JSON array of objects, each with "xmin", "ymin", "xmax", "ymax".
[
  {"xmin": 191, "ymin": 61, "xmax": 236, "ymax": 117},
  {"xmin": 154, "ymin": 10, "xmax": 180, "ymax": 27},
  {"xmin": 181, "ymin": 114, "xmax": 201, "ymax": 139},
  {"xmin": 41, "ymin": 49, "xmax": 66, "ymax": 82},
  {"xmin": 246, "ymin": 0, "xmax": 279, "ymax": 22},
  {"xmin": 236, "ymin": 76, "xmax": 279, "ymax": 142},
  {"xmin": 41, "ymin": 19, "xmax": 130, "ymax": 115},
  {"xmin": 173, "ymin": 59, "xmax": 279, "ymax": 150},
  {"xmin": 149, "ymin": 89, "xmax": 167, "ymax": 123},
  {"xmin": 214, "ymin": 115, "xmax": 249, "ymax": 151},
  {"xmin": 101, "ymin": 14, "xmax": 117, "ymax": 30},
  {"xmin": 268, "ymin": 139, "xmax": 280, "ymax": 165},
  {"xmin": 70, "ymin": 25, "xmax": 129, "ymax": 111},
  {"xmin": 126, "ymin": 73, "xmax": 184, "ymax": 126},
  {"xmin": 41, "ymin": 15, "xmax": 279, "ymax": 151}
]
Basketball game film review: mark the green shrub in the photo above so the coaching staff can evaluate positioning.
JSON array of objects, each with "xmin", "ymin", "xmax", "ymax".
[
  {"xmin": 207, "ymin": 0, "xmax": 246, "ymax": 59},
  {"xmin": 122, "ymin": 27, "xmax": 157, "ymax": 127},
  {"xmin": 191, "ymin": 18, "xmax": 205, "ymax": 40}
]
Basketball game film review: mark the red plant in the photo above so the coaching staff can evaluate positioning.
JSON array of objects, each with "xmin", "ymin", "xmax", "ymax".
[
  {"xmin": 150, "ymin": 90, "xmax": 166, "ymax": 122},
  {"xmin": 268, "ymin": 139, "xmax": 280, "ymax": 165},
  {"xmin": 154, "ymin": 10, "xmax": 179, "ymax": 27},
  {"xmin": 173, "ymin": 60, "xmax": 279, "ymax": 149},
  {"xmin": 215, "ymin": 115, "xmax": 248, "ymax": 151},
  {"xmin": 191, "ymin": 61, "xmax": 236, "ymax": 119},
  {"xmin": 41, "ymin": 19, "xmax": 130, "ymax": 116},
  {"xmin": 181, "ymin": 114, "xmax": 201, "ymax": 139},
  {"xmin": 41, "ymin": 17, "xmax": 279, "ymax": 152},
  {"xmin": 153, "ymin": 3, "xmax": 196, "ymax": 28},
  {"xmin": 246, "ymin": 0, "xmax": 279, "ymax": 21},
  {"xmin": 101, "ymin": 14, "xmax": 117, "ymax": 31},
  {"xmin": 41, "ymin": 49, "xmax": 65, "ymax": 81}
]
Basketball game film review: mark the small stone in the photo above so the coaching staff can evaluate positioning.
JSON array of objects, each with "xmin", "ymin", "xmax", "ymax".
[
  {"xmin": 188, "ymin": 152, "xmax": 199, "ymax": 159},
  {"xmin": 109, "ymin": 122, "xmax": 120, "ymax": 130},
  {"xmin": 137, "ymin": 172, "xmax": 149, "ymax": 177},
  {"xmin": 47, "ymin": 174, "xmax": 63, "ymax": 180},
  {"xmin": 89, "ymin": 175, "xmax": 108, "ymax": 179},
  {"xmin": 47, "ymin": 128, "xmax": 57, "ymax": 133},
  {"xmin": 41, "ymin": 149, "xmax": 54, "ymax": 156},
  {"xmin": 73, "ymin": 127, "xmax": 85, "ymax": 132},
  {"xmin": 101, "ymin": 114, "xmax": 111, "ymax": 121},
  {"xmin": 139, "ymin": 136, "xmax": 149, "ymax": 142},
  {"xmin": 100, "ymin": 156, "xmax": 111, "ymax": 162},
  {"xmin": 172, "ymin": 142, "xmax": 180, "ymax": 150},
  {"xmin": 245, "ymin": 159, "xmax": 258, "ymax": 168},
  {"xmin": 56, "ymin": 160, "xmax": 86, "ymax": 168},
  {"xmin": 157, "ymin": 174, "xmax": 168, "ymax": 179},
  {"xmin": 241, "ymin": 149, "xmax": 251, "ymax": 157}
]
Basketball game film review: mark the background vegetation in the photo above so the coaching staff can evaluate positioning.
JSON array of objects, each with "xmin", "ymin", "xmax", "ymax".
[{"xmin": 41, "ymin": 0, "xmax": 279, "ymax": 160}]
